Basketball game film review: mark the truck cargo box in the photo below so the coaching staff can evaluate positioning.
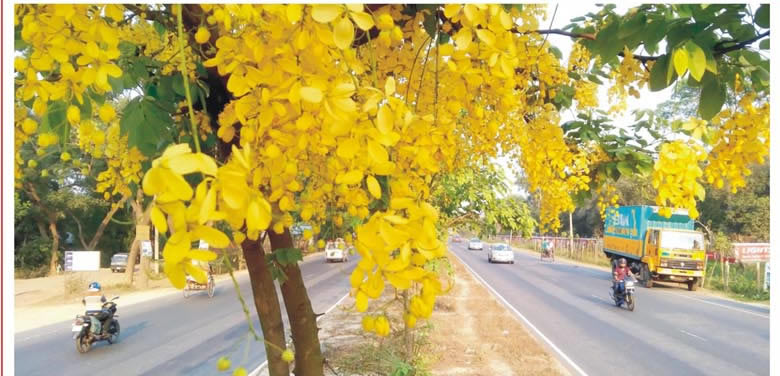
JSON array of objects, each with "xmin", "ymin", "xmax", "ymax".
[{"xmin": 603, "ymin": 206, "xmax": 694, "ymax": 260}]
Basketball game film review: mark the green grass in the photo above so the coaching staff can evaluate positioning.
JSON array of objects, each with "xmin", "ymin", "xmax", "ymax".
[
  {"xmin": 702, "ymin": 261, "xmax": 769, "ymax": 302},
  {"xmin": 331, "ymin": 322, "xmax": 435, "ymax": 376}
]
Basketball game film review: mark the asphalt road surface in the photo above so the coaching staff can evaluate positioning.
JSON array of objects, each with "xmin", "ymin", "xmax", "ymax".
[
  {"xmin": 450, "ymin": 242, "xmax": 770, "ymax": 376},
  {"xmin": 15, "ymin": 253, "xmax": 356, "ymax": 376}
]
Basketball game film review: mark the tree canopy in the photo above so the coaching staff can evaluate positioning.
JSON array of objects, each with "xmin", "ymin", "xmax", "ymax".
[{"xmin": 13, "ymin": 4, "xmax": 770, "ymax": 375}]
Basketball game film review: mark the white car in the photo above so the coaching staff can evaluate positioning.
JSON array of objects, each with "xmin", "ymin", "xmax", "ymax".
[
  {"xmin": 468, "ymin": 238, "xmax": 483, "ymax": 250},
  {"xmin": 488, "ymin": 243, "xmax": 515, "ymax": 264},
  {"xmin": 325, "ymin": 240, "xmax": 348, "ymax": 263}
]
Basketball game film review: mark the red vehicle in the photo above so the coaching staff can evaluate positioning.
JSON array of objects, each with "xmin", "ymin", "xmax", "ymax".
[{"xmin": 452, "ymin": 235, "xmax": 463, "ymax": 243}]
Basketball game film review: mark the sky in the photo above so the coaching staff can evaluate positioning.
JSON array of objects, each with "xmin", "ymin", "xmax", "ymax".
[{"xmin": 498, "ymin": 3, "xmax": 676, "ymax": 197}]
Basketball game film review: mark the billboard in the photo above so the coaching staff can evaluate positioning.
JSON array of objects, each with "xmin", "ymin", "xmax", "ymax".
[
  {"xmin": 69, "ymin": 251, "xmax": 101, "ymax": 271},
  {"xmin": 733, "ymin": 243, "xmax": 770, "ymax": 263}
]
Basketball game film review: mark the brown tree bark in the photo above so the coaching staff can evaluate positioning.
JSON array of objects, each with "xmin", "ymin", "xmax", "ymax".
[
  {"xmin": 86, "ymin": 193, "xmax": 130, "ymax": 251},
  {"xmin": 48, "ymin": 219, "xmax": 60, "ymax": 275},
  {"xmin": 269, "ymin": 229, "xmax": 324, "ymax": 376},
  {"xmin": 125, "ymin": 190, "xmax": 149, "ymax": 285},
  {"xmin": 241, "ymin": 236, "xmax": 290, "ymax": 376}
]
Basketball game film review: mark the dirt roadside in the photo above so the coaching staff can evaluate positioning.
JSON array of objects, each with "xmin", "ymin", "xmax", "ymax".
[{"xmin": 310, "ymin": 253, "xmax": 566, "ymax": 376}]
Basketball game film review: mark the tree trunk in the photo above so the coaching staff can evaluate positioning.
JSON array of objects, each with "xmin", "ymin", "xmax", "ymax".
[
  {"xmin": 87, "ymin": 193, "xmax": 130, "ymax": 251},
  {"xmin": 36, "ymin": 220, "xmax": 49, "ymax": 240},
  {"xmin": 269, "ymin": 229, "xmax": 324, "ymax": 376},
  {"xmin": 48, "ymin": 219, "xmax": 60, "ymax": 276},
  {"xmin": 242, "ymin": 236, "xmax": 290, "ymax": 376},
  {"xmin": 125, "ymin": 190, "xmax": 148, "ymax": 285}
]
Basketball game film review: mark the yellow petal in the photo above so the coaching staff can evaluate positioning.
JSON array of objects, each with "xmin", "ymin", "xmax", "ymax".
[
  {"xmin": 475, "ymin": 29, "xmax": 496, "ymax": 46},
  {"xmin": 384, "ymin": 76, "xmax": 396, "ymax": 97},
  {"xmin": 300, "ymin": 86, "xmax": 323, "ymax": 103},
  {"xmin": 385, "ymin": 272, "xmax": 412, "ymax": 290},
  {"xmin": 366, "ymin": 175, "xmax": 381, "ymax": 199},
  {"xmin": 336, "ymin": 138, "xmax": 360, "ymax": 160},
  {"xmin": 333, "ymin": 16, "xmax": 355, "ymax": 50},
  {"xmin": 367, "ymin": 140, "xmax": 389, "ymax": 165},
  {"xmin": 199, "ymin": 186, "xmax": 217, "ymax": 225},
  {"xmin": 142, "ymin": 167, "xmax": 166, "ymax": 195},
  {"xmin": 376, "ymin": 105, "xmax": 393, "ymax": 134},
  {"xmin": 189, "ymin": 249, "xmax": 218, "ymax": 261},
  {"xmin": 311, "ymin": 4, "xmax": 342, "ymax": 23},
  {"xmin": 163, "ymin": 232, "xmax": 190, "ymax": 264},
  {"xmin": 184, "ymin": 262, "xmax": 208, "ymax": 284},
  {"xmin": 356, "ymin": 290, "xmax": 369, "ymax": 312},
  {"xmin": 285, "ymin": 4, "xmax": 304, "ymax": 23},
  {"xmin": 192, "ymin": 225, "xmax": 230, "ymax": 248},
  {"xmin": 150, "ymin": 206, "xmax": 168, "ymax": 233},
  {"xmin": 350, "ymin": 268, "xmax": 365, "ymax": 288},
  {"xmin": 165, "ymin": 261, "xmax": 186, "ymax": 289},
  {"xmin": 342, "ymin": 170, "xmax": 363, "ymax": 185},
  {"xmin": 350, "ymin": 11, "xmax": 374, "ymax": 31},
  {"xmin": 383, "ymin": 215, "xmax": 409, "ymax": 225},
  {"xmin": 161, "ymin": 143, "xmax": 193, "ymax": 160}
]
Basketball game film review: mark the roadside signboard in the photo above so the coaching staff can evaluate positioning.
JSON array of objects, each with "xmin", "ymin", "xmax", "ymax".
[
  {"xmin": 63, "ymin": 251, "xmax": 74, "ymax": 271},
  {"xmin": 733, "ymin": 243, "xmax": 770, "ymax": 263},
  {"xmin": 765, "ymin": 263, "xmax": 770, "ymax": 291},
  {"xmin": 70, "ymin": 251, "xmax": 101, "ymax": 271},
  {"xmin": 141, "ymin": 240, "xmax": 153, "ymax": 257}
]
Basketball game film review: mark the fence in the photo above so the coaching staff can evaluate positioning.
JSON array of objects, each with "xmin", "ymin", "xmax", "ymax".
[{"xmin": 495, "ymin": 235, "xmax": 609, "ymax": 267}]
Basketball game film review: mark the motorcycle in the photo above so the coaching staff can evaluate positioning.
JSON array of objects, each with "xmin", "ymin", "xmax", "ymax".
[
  {"xmin": 72, "ymin": 296, "xmax": 120, "ymax": 353},
  {"xmin": 610, "ymin": 278, "xmax": 636, "ymax": 311}
]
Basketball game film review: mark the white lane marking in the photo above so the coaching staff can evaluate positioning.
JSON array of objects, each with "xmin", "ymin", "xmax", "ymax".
[
  {"xmin": 664, "ymin": 292, "xmax": 769, "ymax": 319},
  {"xmin": 680, "ymin": 329, "xmax": 707, "ymax": 342},
  {"xmin": 249, "ymin": 292, "xmax": 350, "ymax": 376},
  {"xmin": 450, "ymin": 249, "xmax": 589, "ymax": 376}
]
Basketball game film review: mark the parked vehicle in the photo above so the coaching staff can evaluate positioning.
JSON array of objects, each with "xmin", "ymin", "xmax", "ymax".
[
  {"xmin": 468, "ymin": 238, "xmax": 483, "ymax": 250},
  {"xmin": 72, "ymin": 297, "xmax": 120, "ymax": 353},
  {"xmin": 611, "ymin": 278, "xmax": 637, "ymax": 311},
  {"xmin": 325, "ymin": 240, "xmax": 348, "ymax": 262},
  {"xmin": 488, "ymin": 243, "xmax": 515, "ymax": 264},
  {"xmin": 110, "ymin": 253, "xmax": 128, "ymax": 273},
  {"xmin": 603, "ymin": 206, "xmax": 706, "ymax": 291}
]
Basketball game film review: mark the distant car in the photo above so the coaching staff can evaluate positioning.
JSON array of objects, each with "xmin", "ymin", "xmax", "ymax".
[
  {"xmin": 325, "ymin": 240, "xmax": 348, "ymax": 263},
  {"xmin": 452, "ymin": 235, "xmax": 463, "ymax": 243},
  {"xmin": 488, "ymin": 243, "xmax": 514, "ymax": 264},
  {"xmin": 110, "ymin": 253, "xmax": 128, "ymax": 273},
  {"xmin": 468, "ymin": 238, "xmax": 483, "ymax": 250}
]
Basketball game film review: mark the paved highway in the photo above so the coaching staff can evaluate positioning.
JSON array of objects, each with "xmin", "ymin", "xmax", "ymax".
[
  {"xmin": 15, "ymin": 253, "xmax": 356, "ymax": 376},
  {"xmin": 450, "ymin": 241, "xmax": 770, "ymax": 376}
]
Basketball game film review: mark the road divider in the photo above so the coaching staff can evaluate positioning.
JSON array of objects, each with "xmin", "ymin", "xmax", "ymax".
[{"xmin": 450, "ymin": 248, "xmax": 589, "ymax": 376}]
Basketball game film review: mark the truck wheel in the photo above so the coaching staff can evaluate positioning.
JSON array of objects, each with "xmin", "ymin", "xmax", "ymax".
[
  {"xmin": 688, "ymin": 279, "xmax": 698, "ymax": 291},
  {"xmin": 641, "ymin": 265, "xmax": 653, "ymax": 288}
]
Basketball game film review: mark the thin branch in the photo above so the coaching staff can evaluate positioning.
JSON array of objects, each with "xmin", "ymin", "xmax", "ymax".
[{"xmin": 66, "ymin": 210, "xmax": 91, "ymax": 250}]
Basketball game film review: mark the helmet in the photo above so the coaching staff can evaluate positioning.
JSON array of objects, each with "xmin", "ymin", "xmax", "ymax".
[
  {"xmin": 88, "ymin": 282, "xmax": 101, "ymax": 292},
  {"xmin": 618, "ymin": 258, "xmax": 627, "ymax": 266}
]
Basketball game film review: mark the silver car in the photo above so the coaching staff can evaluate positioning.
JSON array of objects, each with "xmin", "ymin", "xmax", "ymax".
[
  {"xmin": 468, "ymin": 238, "xmax": 483, "ymax": 250},
  {"xmin": 325, "ymin": 240, "xmax": 348, "ymax": 263},
  {"xmin": 488, "ymin": 243, "xmax": 515, "ymax": 264}
]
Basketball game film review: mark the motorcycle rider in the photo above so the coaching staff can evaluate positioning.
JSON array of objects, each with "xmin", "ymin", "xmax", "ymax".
[
  {"xmin": 82, "ymin": 282, "xmax": 108, "ymax": 335},
  {"xmin": 613, "ymin": 258, "xmax": 635, "ymax": 296}
]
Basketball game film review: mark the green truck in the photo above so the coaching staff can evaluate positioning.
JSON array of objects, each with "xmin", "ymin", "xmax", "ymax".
[{"xmin": 603, "ymin": 206, "xmax": 706, "ymax": 291}]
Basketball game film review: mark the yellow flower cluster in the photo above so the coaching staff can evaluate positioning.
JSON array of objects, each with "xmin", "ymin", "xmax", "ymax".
[
  {"xmin": 568, "ymin": 43, "xmax": 598, "ymax": 110},
  {"xmin": 95, "ymin": 124, "xmax": 146, "ymax": 199},
  {"xmin": 15, "ymin": 4, "xmax": 123, "ymax": 105},
  {"xmin": 607, "ymin": 47, "xmax": 650, "ymax": 113},
  {"xmin": 596, "ymin": 184, "xmax": 620, "ymax": 220},
  {"xmin": 705, "ymin": 94, "xmax": 770, "ymax": 193},
  {"xmin": 652, "ymin": 141, "xmax": 707, "ymax": 219}
]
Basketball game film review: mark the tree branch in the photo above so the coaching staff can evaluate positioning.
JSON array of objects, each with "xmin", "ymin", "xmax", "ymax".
[
  {"xmin": 619, "ymin": 30, "xmax": 770, "ymax": 62},
  {"xmin": 66, "ymin": 210, "xmax": 91, "ymax": 250}
]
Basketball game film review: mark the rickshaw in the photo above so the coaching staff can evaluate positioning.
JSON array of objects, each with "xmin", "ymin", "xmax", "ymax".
[
  {"xmin": 540, "ymin": 238, "xmax": 554, "ymax": 262},
  {"xmin": 183, "ymin": 259, "xmax": 215, "ymax": 298}
]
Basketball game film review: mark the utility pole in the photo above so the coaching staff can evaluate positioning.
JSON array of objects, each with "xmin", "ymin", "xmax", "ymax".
[{"xmin": 569, "ymin": 211, "xmax": 574, "ymax": 257}]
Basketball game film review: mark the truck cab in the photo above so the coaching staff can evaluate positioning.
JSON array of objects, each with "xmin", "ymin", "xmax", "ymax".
[{"xmin": 604, "ymin": 206, "xmax": 706, "ymax": 291}]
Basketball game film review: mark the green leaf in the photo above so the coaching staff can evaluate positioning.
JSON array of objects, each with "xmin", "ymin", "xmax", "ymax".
[
  {"xmin": 549, "ymin": 46, "xmax": 562, "ymax": 59},
  {"xmin": 120, "ymin": 97, "xmax": 172, "ymax": 156},
  {"xmin": 685, "ymin": 41, "xmax": 706, "ymax": 81},
  {"xmin": 698, "ymin": 74, "xmax": 725, "ymax": 120},
  {"xmin": 754, "ymin": 4, "xmax": 769, "ymax": 29},
  {"xmin": 616, "ymin": 161, "xmax": 633, "ymax": 176},
  {"xmin": 649, "ymin": 54, "xmax": 671, "ymax": 91},
  {"xmin": 672, "ymin": 47, "xmax": 688, "ymax": 77},
  {"xmin": 153, "ymin": 21, "xmax": 166, "ymax": 37},
  {"xmin": 40, "ymin": 101, "xmax": 68, "ymax": 142},
  {"xmin": 118, "ymin": 41, "xmax": 137, "ymax": 57},
  {"xmin": 423, "ymin": 13, "xmax": 437, "ymax": 39},
  {"xmin": 759, "ymin": 38, "xmax": 769, "ymax": 50},
  {"xmin": 586, "ymin": 73, "xmax": 603, "ymax": 84},
  {"xmin": 437, "ymin": 32, "xmax": 450, "ymax": 45}
]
